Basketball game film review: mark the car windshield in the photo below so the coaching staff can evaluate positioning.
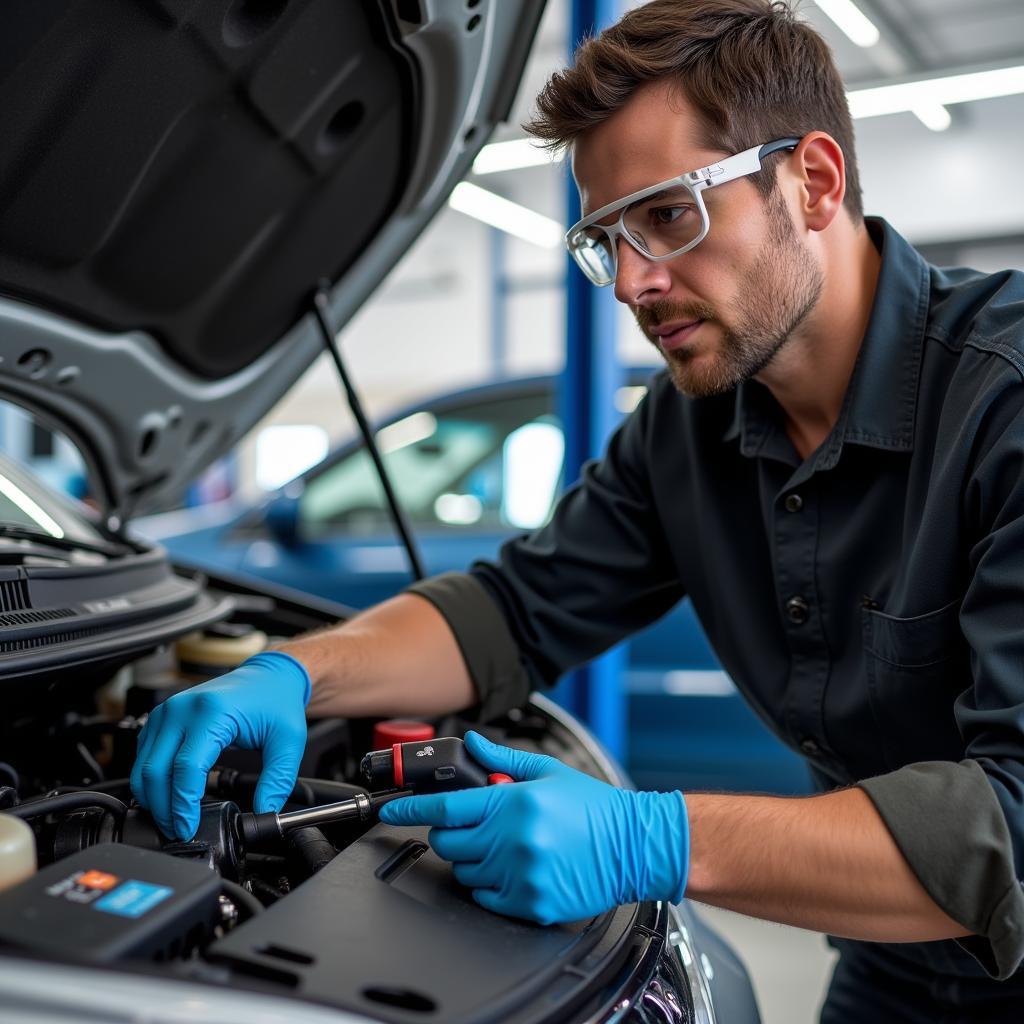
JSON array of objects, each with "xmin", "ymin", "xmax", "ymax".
[{"xmin": 0, "ymin": 452, "xmax": 106, "ymax": 546}]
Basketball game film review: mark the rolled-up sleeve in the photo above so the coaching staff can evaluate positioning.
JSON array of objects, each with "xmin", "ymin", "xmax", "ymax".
[
  {"xmin": 406, "ymin": 571, "xmax": 529, "ymax": 721},
  {"xmin": 861, "ymin": 375, "xmax": 1024, "ymax": 979},
  {"xmin": 860, "ymin": 762, "xmax": 1024, "ymax": 978},
  {"xmin": 406, "ymin": 385, "xmax": 686, "ymax": 721}
]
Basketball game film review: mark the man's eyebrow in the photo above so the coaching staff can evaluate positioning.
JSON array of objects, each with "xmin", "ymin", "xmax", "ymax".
[
  {"xmin": 626, "ymin": 185, "xmax": 693, "ymax": 207},
  {"xmin": 582, "ymin": 182, "xmax": 691, "ymax": 222}
]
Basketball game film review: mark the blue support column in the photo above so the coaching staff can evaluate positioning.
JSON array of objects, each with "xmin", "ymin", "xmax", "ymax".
[{"xmin": 549, "ymin": 0, "xmax": 627, "ymax": 762}]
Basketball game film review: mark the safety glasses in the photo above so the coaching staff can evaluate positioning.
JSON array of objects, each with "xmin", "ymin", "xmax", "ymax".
[{"xmin": 566, "ymin": 138, "xmax": 801, "ymax": 286}]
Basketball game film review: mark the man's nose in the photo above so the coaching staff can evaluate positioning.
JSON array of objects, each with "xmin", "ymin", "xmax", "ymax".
[{"xmin": 612, "ymin": 237, "xmax": 672, "ymax": 306}]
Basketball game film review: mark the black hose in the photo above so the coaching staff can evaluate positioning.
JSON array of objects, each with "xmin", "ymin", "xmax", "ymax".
[
  {"xmin": 0, "ymin": 786, "xmax": 18, "ymax": 810},
  {"xmin": 287, "ymin": 826, "xmax": 337, "ymax": 878},
  {"xmin": 208, "ymin": 769, "xmax": 363, "ymax": 807},
  {"xmin": 0, "ymin": 762, "xmax": 19, "ymax": 789},
  {"xmin": 302, "ymin": 778, "xmax": 368, "ymax": 804},
  {"xmin": 220, "ymin": 879, "xmax": 263, "ymax": 922},
  {"xmin": 8, "ymin": 791, "xmax": 127, "ymax": 823},
  {"xmin": 50, "ymin": 778, "xmax": 132, "ymax": 797}
]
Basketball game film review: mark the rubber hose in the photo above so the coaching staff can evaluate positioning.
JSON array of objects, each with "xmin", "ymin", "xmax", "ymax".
[
  {"xmin": 8, "ymin": 791, "xmax": 127, "ymax": 823},
  {"xmin": 287, "ymin": 826, "xmax": 337, "ymax": 878}
]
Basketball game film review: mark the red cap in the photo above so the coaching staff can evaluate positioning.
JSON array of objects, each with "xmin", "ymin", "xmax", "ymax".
[
  {"xmin": 488, "ymin": 773, "xmax": 514, "ymax": 785},
  {"xmin": 373, "ymin": 719, "xmax": 435, "ymax": 751}
]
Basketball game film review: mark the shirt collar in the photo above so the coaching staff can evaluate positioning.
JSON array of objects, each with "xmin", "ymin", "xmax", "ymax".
[{"xmin": 723, "ymin": 217, "xmax": 930, "ymax": 466}]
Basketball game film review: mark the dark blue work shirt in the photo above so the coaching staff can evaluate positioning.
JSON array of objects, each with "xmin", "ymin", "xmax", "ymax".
[{"xmin": 410, "ymin": 219, "xmax": 1024, "ymax": 985}]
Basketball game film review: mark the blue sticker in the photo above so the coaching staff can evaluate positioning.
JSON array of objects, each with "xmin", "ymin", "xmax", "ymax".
[{"xmin": 94, "ymin": 880, "xmax": 173, "ymax": 918}]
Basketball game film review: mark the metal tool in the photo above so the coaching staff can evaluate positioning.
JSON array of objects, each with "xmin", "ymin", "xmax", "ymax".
[
  {"xmin": 235, "ymin": 789, "xmax": 410, "ymax": 847},
  {"xmin": 236, "ymin": 736, "xmax": 513, "ymax": 848}
]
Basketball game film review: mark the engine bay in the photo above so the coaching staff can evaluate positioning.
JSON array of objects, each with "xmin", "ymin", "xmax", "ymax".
[{"xmin": 0, "ymin": 562, "xmax": 674, "ymax": 1022}]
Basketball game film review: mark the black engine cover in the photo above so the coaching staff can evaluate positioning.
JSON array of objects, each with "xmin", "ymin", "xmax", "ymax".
[{"xmin": 208, "ymin": 821, "xmax": 642, "ymax": 1023}]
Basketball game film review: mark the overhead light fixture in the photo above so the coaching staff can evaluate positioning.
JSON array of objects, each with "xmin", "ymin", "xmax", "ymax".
[
  {"xmin": 376, "ymin": 412, "xmax": 437, "ymax": 454},
  {"xmin": 847, "ymin": 63, "xmax": 1024, "ymax": 119},
  {"xmin": 464, "ymin": 59, "xmax": 1024, "ymax": 244},
  {"xmin": 472, "ymin": 138, "xmax": 553, "ymax": 174},
  {"xmin": 0, "ymin": 473, "xmax": 65, "ymax": 538},
  {"xmin": 448, "ymin": 182, "xmax": 563, "ymax": 248},
  {"xmin": 910, "ymin": 102, "xmax": 952, "ymax": 132},
  {"xmin": 814, "ymin": 0, "xmax": 880, "ymax": 48},
  {"xmin": 811, "ymin": 2, "xmax": 958, "ymax": 131}
]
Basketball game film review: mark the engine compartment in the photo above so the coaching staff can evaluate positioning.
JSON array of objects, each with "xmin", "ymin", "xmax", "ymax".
[{"xmin": 0, "ymin": 567, "xmax": 678, "ymax": 1023}]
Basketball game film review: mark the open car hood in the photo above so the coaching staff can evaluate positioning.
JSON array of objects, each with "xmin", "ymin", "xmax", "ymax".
[{"xmin": 0, "ymin": 0, "xmax": 545, "ymax": 525}]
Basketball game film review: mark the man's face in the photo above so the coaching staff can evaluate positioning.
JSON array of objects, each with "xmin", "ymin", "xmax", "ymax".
[{"xmin": 572, "ymin": 82, "xmax": 823, "ymax": 397}]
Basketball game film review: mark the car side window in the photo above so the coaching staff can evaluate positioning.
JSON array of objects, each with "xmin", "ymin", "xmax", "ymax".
[{"xmin": 298, "ymin": 394, "xmax": 558, "ymax": 536}]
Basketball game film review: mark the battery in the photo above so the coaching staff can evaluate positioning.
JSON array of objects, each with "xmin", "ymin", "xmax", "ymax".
[{"xmin": 0, "ymin": 842, "xmax": 221, "ymax": 963}]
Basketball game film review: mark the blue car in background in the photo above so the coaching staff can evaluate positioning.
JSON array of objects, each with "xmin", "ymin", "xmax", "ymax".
[{"xmin": 139, "ymin": 372, "xmax": 810, "ymax": 795}]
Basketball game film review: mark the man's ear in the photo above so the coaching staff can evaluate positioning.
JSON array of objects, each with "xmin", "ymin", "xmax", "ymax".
[{"xmin": 789, "ymin": 132, "xmax": 846, "ymax": 233}]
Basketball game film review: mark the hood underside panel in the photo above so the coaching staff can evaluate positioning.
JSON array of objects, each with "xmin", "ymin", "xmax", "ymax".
[
  {"xmin": 0, "ymin": 0, "xmax": 547, "ymax": 518},
  {"xmin": 0, "ymin": 0, "xmax": 414, "ymax": 380}
]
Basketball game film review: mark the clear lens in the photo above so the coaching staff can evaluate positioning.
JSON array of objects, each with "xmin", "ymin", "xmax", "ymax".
[
  {"xmin": 569, "ymin": 227, "xmax": 616, "ymax": 285},
  {"xmin": 622, "ymin": 184, "xmax": 702, "ymax": 256}
]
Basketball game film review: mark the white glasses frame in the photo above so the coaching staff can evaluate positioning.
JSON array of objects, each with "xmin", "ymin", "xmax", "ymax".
[{"xmin": 566, "ymin": 137, "xmax": 801, "ymax": 286}]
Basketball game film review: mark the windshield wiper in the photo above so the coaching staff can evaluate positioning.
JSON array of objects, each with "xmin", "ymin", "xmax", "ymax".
[{"xmin": 0, "ymin": 522, "xmax": 127, "ymax": 559}]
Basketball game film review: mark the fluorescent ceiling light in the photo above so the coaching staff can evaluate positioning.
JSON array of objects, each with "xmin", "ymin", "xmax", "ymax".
[
  {"xmin": 465, "ymin": 60, "xmax": 1024, "ymax": 244},
  {"xmin": 815, "ymin": 0, "xmax": 880, "ymax": 48},
  {"xmin": 848, "ymin": 64, "xmax": 1024, "ymax": 119},
  {"xmin": 377, "ymin": 412, "xmax": 437, "ymax": 454},
  {"xmin": 0, "ymin": 473, "xmax": 65, "ymax": 538},
  {"xmin": 448, "ymin": 182, "xmax": 563, "ymax": 248},
  {"xmin": 473, "ymin": 138, "xmax": 553, "ymax": 174},
  {"xmin": 911, "ymin": 102, "xmax": 952, "ymax": 132}
]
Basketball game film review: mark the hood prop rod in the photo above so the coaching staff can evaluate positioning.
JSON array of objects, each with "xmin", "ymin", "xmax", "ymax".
[{"xmin": 310, "ymin": 283, "xmax": 426, "ymax": 582}]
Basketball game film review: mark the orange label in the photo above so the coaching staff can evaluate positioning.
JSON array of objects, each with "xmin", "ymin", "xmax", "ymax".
[{"xmin": 78, "ymin": 870, "xmax": 120, "ymax": 891}]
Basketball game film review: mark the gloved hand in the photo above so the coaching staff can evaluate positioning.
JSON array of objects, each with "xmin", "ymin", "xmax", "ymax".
[
  {"xmin": 130, "ymin": 651, "xmax": 310, "ymax": 841},
  {"xmin": 380, "ymin": 731, "xmax": 688, "ymax": 925}
]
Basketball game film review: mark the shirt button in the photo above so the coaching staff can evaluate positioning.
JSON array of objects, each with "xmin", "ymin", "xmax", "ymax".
[
  {"xmin": 786, "ymin": 596, "xmax": 809, "ymax": 624},
  {"xmin": 800, "ymin": 738, "xmax": 820, "ymax": 756},
  {"xmin": 784, "ymin": 493, "xmax": 803, "ymax": 513}
]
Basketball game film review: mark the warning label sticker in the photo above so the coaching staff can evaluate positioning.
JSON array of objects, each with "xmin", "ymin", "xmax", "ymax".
[
  {"xmin": 77, "ymin": 870, "xmax": 120, "ymax": 891},
  {"xmin": 94, "ymin": 880, "xmax": 173, "ymax": 918},
  {"xmin": 46, "ymin": 869, "xmax": 122, "ymax": 906},
  {"xmin": 45, "ymin": 869, "xmax": 173, "ymax": 916}
]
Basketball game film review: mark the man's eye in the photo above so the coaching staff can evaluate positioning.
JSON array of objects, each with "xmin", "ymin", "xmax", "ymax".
[{"xmin": 651, "ymin": 206, "xmax": 690, "ymax": 226}]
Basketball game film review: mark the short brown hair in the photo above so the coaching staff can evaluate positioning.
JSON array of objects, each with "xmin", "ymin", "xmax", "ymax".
[{"xmin": 524, "ymin": 0, "xmax": 863, "ymax": 221}]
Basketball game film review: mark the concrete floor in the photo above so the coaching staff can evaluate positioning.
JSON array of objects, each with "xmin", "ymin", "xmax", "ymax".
[{"xmin": 698, "ymin": 906, "xmax": 838, "ymax": 1024}]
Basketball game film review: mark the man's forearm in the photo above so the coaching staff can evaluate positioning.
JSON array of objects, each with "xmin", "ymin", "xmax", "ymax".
[
  {"xmin": 279, "ymin": 593, "xmax": 478, "ymax": 719},
  {"xmin": 685, "ymin": 787, "xmax": 970, "ymax": 942}
]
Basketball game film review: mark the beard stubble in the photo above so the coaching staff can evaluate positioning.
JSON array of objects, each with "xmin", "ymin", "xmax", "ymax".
[{"xmin": 633, "ymin": 194, "xmax": 824, "ymax": 398}]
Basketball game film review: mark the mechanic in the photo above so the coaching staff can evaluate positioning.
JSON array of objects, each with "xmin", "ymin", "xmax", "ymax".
[{"xmin": 132, "ymin": 1, "xmax": 1024, "ymax": 1018}]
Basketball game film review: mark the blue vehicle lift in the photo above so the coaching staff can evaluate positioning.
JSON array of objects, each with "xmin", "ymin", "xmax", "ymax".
[{"xmin": 549, "ymin": 0, "xmax": 627, "ymax": 761}]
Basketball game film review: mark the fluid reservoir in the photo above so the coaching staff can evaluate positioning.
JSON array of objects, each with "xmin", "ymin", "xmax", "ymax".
[
  {"xmin": 372, "ymin": 719, "xmax": 435, "ymax": 751},
  {"xmin": 176, "ymin": 625, "xmax": 268, "ymax": 680},
  {"xmin": 0, "ymin": 814, "xmax": 36, "ymax": 891}
]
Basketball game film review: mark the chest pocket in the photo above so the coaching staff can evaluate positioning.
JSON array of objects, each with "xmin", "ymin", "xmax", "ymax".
[{"xmin": 861, "ymin": 598, "xmax": 970, "ymax": 771}]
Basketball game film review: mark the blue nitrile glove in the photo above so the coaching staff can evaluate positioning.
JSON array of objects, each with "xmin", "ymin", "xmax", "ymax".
[
  {"xmin": 379, "ymin": 731, "xmax": 689, "ymax": 925},
  {"xmin": 130, "ymin": 651, "xmax": 310, "ymax": 841}
]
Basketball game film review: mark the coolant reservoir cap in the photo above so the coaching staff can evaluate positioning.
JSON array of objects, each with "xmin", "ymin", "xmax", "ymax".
[
  {"xmin": 372, "ymin": 719, "xmax": 435, "ymax": 750},
  {"xmin": 0, "ymin": 814, "xmax": 36, "ymax": 891},
  {"xmin": 175, "ymin": 627, "xmax": 268, "ymax": 672}
]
